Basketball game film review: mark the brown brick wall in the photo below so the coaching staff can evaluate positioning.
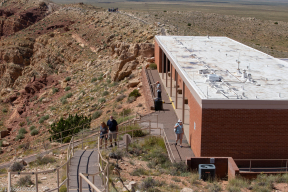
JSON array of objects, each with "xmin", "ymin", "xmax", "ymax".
[
  {"xmin": 155, "ymin": 40, "xmax": 163, "ymax": 73},
  {"xmin": 201, "ymin": 109, "xmax": 288, "ymax": 159}
]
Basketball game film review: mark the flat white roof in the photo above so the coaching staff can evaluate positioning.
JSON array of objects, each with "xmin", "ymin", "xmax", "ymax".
[{"xmin": 156, "ymin": 36, "xmax": 288, "ymax": 100}]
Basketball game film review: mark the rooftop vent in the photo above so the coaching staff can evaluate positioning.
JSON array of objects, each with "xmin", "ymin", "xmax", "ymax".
[{"xmin": 206, "ymin": 74, "xmax": 221, "ymax": 82}]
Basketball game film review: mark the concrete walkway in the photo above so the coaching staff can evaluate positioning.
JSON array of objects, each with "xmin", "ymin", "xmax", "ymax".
[
  {"xmin": 143, "ymin": 69, "xmax": 195, "ymax": 162},
  {"xmin": 69, "ymin": 149, "xmax": 103, "ymax": 192}
]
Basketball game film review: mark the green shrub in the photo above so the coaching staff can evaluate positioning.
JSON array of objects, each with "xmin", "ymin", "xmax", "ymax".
[
  {"xmin": 172, "ymin": 177, "xmax": 181, "ymax": 182},
  {"xmin": 29, "ymin": 126, "xmax": 36, "ymax": 131},
  {"xmin": 31, "ymin": 156, "xmax": 56, "ymax": 166},
  {"xmin": 49, "ymin": 114, "xmax": 91, "ymax": 142},
  {"xmin": 125, "ymin": 124, "xmax": 145, "ymax": 137},
  {"xmin": 18, "ymin": 128, "xmax": 27, "ymax": 134},
  {"xmin": 102, "ymin": 91, "xmax": 109, "ymax": 96},
  {"xmin": 17, "ymin": 175, "xmax": 34, "ymax": 186},
  {"xmin": 252, "ymin": 174, "xmax": 277, "ymax": 191},
  {"xmin": 0, "ymin": 140, "xmax": 2, "ymax": 147},
  {"xmin": 65, "ymin": 77, "xmax": 71, "ymax": 81},
  {"xmin": 127, "ymin": 96, "xmax": 136, "ymax": 103},
  {"xmin": 60, "ymin": 93, "xmax": 73, "ymax": 104},
  {"xmin": 39, "ymin": 115, "xmax": 49, "ymax": 123},
  {"xmin": 106, "ymin": 79, "xmax": 111, "ymax": 84},
  {"xmin": 19, "ymin": 122, "xmax": 25, "ymax": 127},
  {"xmin": 98, "ymin": 98, "xmax": 106, "ymax": 103},
  {"xmin": 227, "ymin": 176, "xmax": 249, "ymax": 192},
  {"xmin": 149, "ymin": 63, "xmax": 157, "ymax": 70},
  {"xmin": 52, "ymin": 87, "xmax": 59, "ymax": 94},
  {"xmin": 116, "ymin": 94, "xmax": 126, "ymax": 102},
  {"xmin": 91, "ymin": 77, "xmax": 97, "ymax": 83},
  {"xmin": 2, "ymin": 108, "xmax": 8, "ymax": 113},
  {"xmin": 98, "ymin": 76, "xmax": 103, "ymax": 81},
  {"xmin": 130, "ymin": 168, "xmax": 149, "ymax": 176},
  {"xmin": 16, "ymin": 133, "xmax": 25, "ymax": 141},
  {"xmin": 65, "ymin": 86, "xmax": 71, "ymax": 91},
  {"xmin": 121, "ymin": 108, "xmax": 132, "ymax": 116},
  {"xmin": 274, "ymin": 22, "xmax": 278, "ymax": 24},
  {"xmin": 0, "ymin": 168, "xmax": 6, "ymax": 174},
  {"xmin": 59, "ymin": 185, "xmax": 67, "ymax": 192},
  {"xmin": 31, "ymin": 129, "xmax": 39, "ymax": 136},
  {"xmin": 139, "ymin": 177, "xmax": 165, "ymax": 190},
  {"xmin": 63, "ymin": 136, "xmax": 71, "ymax": 143},
  {"xmin": 92, "ymin": 110, "xmax": 102, "ymax": 120},
  {"xmin": 10, "ymin": 162, "xmax": 24, "ymax": 171},
  {"xmin": 206, "ymin": 182, "xmax": 222, "ymax": 192},
  {"xmin": 129, "ymin": 89, "xmax": 141, "ymax": 98},
  {"xmin": 188, "ymin": 23, "xmax": 191, "ymax": 26}
]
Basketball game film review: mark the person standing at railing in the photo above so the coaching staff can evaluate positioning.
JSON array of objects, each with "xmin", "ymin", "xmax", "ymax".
[
  {"xmin": 107, "ymin": 116, "xmax": 118, "ymax": 147},
  {"xmin": 155, "ymin": 81, "xmax": 162, "ymax": 99},
  {"xmin": 174, "ymin": 119, "xmax": 184, "ymax": 148},
  {"xmin": 100, "ymin": 122, "xmax": 108, "ymax": 149}
]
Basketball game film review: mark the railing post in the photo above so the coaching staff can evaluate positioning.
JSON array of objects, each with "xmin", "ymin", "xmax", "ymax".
[
  {"xmin": 57, "ymin": 169, "xmax": 60, "ymax": 192},
  {"xmin": 61, "ymin": 132, "xmax": 63, "ymax": 144},
  {"xmin": 93, "ymin": 176, "xmax": 95, "ymax": 192},
  {"xmin": 72, "ymin": 136, "xmax": 74, "ymax": 157},
  {"xmin": 79, "ymin": 175, "xmax": 82, "ymax": 192},
  {"xmin": 249, "ymin": 160, "xmax": 251, "ymax": 172},
  {"xmin": 149, "ymin": 120, "xmax": 151, "ymax": 135},
  {"xmin": 8, "ymin": 172, "xmax": 11, "ymax": 192},
  {"xmin": 82, "ymin": 129, "xmax": 84, "ymax": 150},
  {"xmin": 67, "ymin": 159, "xmax": 69, "ymax": 192},
  {"xmin": 35, "ymin": 173, "xmax": 38, "ymax": 192},
  {"xmin": 107, "ymin": 161, "xmax": 109, "ymax": 192}
]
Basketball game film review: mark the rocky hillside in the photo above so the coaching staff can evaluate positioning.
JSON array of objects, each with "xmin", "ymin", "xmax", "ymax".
[{"xmin": 0, "ymin": 0, "xmax": 159, "ymax": 161}]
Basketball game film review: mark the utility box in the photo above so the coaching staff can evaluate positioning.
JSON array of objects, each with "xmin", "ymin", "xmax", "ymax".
[{"xmin": 198, "ymin": 164, "xmax": 216, "ymax": 181}]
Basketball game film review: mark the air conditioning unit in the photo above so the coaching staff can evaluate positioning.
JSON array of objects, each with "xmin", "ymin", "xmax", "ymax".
[{"xmin": 198, "ymin": 164, "xmax": 216, "ymax": 181}]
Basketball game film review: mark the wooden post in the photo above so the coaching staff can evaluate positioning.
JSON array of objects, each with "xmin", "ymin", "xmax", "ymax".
[
  {"xmin": 182, "ymin": 81, "xmax": 185, "ymax": 124},
  {"xmin": 170, "ymin": 62, "xmax": 172, "ymax": 97},
  {"xmin": 93, "ymin": 176, "xmax": 95, "ymax": 192},
  {"xmin": 67, "ymin": 159, "xmax": 69, "ymax": 191},
  {"xmin": 81, "ymin": 129, "xmax": 84, "ymax": 150},
  {"xmin": 79, "ymin": 175, "xmax": 82, "ymax": 192},
  {"xmin": 61, "ymin": 132, "xmax": 63, "ymax": 144},
  {"xmin": 57, "ymin": 169, "xmax": 60, "ymax": 192},
  {"xmin": 149, "ymin": 120, "xmax": 151, "ymax": 135},
  {"xmin": 107, "ymin": 161, "xmax": 109, "ymax": 192},
  {"xmin": 175, "ymin": 71, "xmax": 178, "ymax": 109},
  {"xmin": 70, "ymin": 136, "xmax": 74, "ymax": 158},
  {"xmin": 162, "ymin": 51, "xmax": 164, "ymax": 79},
  {"xmin": 166, "ymin": 57, "xmax": 168, "ymax": 86},
  {"xmin": 8, "ymin": 172, "xmax": 11, "ymax": 192},
  {"xmin": 249, "ymin": 160, "xmax": 251, "ymax": 172},
  {"xmin": 35, "ymin": 173, "xmax": 38, "ymax": 192}
]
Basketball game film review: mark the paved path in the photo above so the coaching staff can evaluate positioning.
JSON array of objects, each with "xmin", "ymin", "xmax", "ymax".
[
  {"xmin": 69, "ymin": 149, "xmax": 103, "ymax": 192},
  {"xmin": 144, "ymin": 69, "xmax": 195, "ymax": 162}
]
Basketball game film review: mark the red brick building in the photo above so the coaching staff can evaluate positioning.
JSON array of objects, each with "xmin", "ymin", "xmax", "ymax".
[{"xmin": 154, "ymin": 36, "xmax": 288, "ymax": 159}]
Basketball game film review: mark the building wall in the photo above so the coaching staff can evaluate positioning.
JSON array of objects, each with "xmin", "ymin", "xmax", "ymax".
[
  {"xmin": 155, "ymin": 41, "xmax": 162, "ymax": 73},
  {"xmin": 201, "ymin": 109, "xmax": 288, "ymax": 159}
]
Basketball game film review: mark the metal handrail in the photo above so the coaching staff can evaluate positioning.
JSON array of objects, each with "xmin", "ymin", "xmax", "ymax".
[{"xmin": 234, "ymin": 159, "xmax": 288, "ymax": 172}]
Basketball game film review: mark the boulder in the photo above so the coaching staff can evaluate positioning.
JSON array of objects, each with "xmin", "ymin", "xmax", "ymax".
[
  {"xmin": 1, "ymin": 140, "xmax": 10, "ymax": 147},
  {"xmin": 128, "ymin": 79, "xmax": 140, "ymax": 88},
  {"xmin": 16, "ymin": 158, "xmax": 27, "ymax": 166},
  {"xmin": 180, "ymin": 188, "xmax": 194, "ymax": 192},
  {"xmin": 138, "ymin": 43, "xmax": 154, "ymax": 58}
]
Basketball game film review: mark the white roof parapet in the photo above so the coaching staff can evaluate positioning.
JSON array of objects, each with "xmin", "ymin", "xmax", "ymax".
[{"xmin": 156, "ymin": 36, "xmax": 288, "ymax": 103}]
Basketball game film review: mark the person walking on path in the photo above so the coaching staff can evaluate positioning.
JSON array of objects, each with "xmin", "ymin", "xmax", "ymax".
[
  {"xmin": 174, "ymin": 119, "xmax": 184, "ymax": 148},
  {"xmin": 99, "ymin": 122, "xmax": 108, "ymax": 149},
  {"xmin": 155, "ymin": 81, "xmax": 162, "ymax": 99},
  {"xmin": 107, "ymin": 116, "xmax": 118, "ymax": 147}
]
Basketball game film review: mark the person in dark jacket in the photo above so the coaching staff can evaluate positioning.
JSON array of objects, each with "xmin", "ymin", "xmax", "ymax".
[
  {"xmin": 107, "ymin": 116, "xmax": 118, "ymax": 147},
  {"xmin": 99, "ymin": 122, "xmax": 108, "ymax": 149}
]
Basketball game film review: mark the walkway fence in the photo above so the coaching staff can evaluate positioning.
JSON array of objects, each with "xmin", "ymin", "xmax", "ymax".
[{"xmin": 5, "ymin": 112, "xmax": 175, "ymax": 192}]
